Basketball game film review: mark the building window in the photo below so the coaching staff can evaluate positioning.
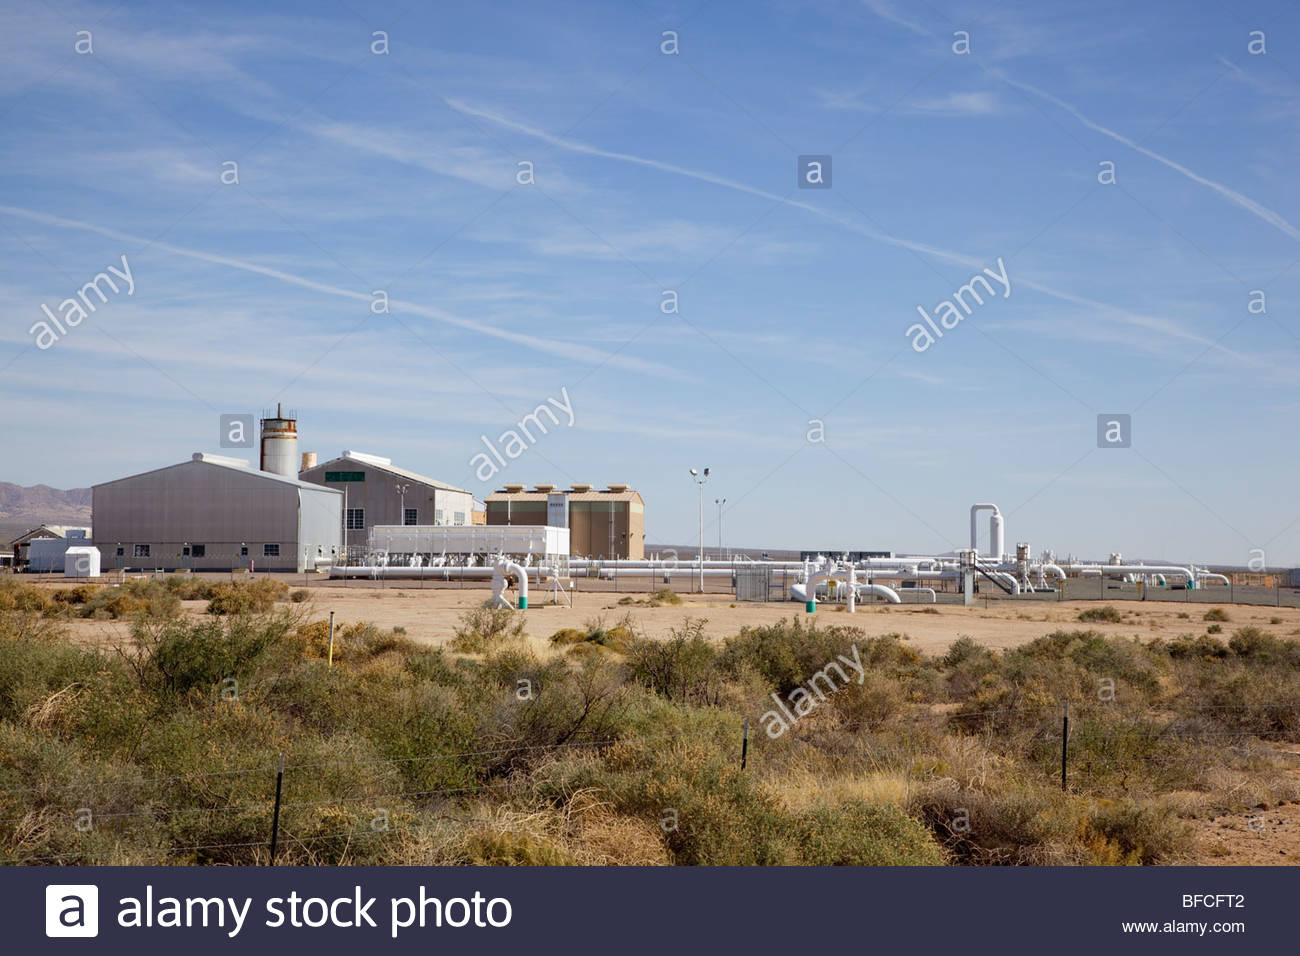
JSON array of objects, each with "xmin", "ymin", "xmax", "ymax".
[
  {"xmin": 191, "ymin": 544, "xmax": 205, "ymax": 557},
  {"xmin": 324, "ymin": 470, "xmax": 365, "ymax": 482},
  {"xmin": 404, "ymin": 508, "xmax": 418, "ymax": 526},
  {"xmin": 346, "ymin": 508, "xmax": 365, "ymax": 531},
  {"xmin": 263, "ymin": 544, "xmax": 280, "ymax": 557},
  {"xmin": 434, "ymin": 509, "xmax": 443, "ymax": 525},
  {"xmin": 133, "ymin": 544, "xmax": 150, "ymax": 558},
  {"xmin": 115, "ymin": 547, "xmax": 124, "ymax": 557},
  {"xmin": 239, "ymin": 546, "xmax": 248, "ymax": 557},
  {"xmin": 454, "ymin": 511, "xmax": 466, "ymax": 526}
]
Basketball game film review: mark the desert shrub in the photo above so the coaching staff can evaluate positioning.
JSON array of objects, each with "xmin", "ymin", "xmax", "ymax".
[
  {"xmin": 1085, "ymin": 800, "xmax": 1193, "ymax": 865},
  {"xmin": 550, "ymin": 627, "xmax": 587, "ymax": 645},
  {"xmin": 290, "ymin": 589, "xmax": 310, "ymax": 603},
  {"xmin": 0, "ymin": 579, "xmax": 56, "ymax": 615},
  {"xmin": 534, "ymin": 739, "xmax": 789, "ymax": 865},
  {"xmin": 1206, "ymin": 624, "xmax": 1222, "ymax": 635},
  {"xmin": 461, "ymin": 828, "xmax": 574, "ymax": 865},
  {"xmin": 795, "ymin": 801, "xmax": 944, "ymax": 865},
  {"xmin": 719, "ymin": 617, "xmax": 864, "ymax": 697},
  {"xmin": 0, "ymin": 630, "xmax": 116, "ymax": 726},
  {"xmin": 1203, "ymin": 607, "xmax": 1229, "ymax": 623},
  {"xmin": 911, "ymin": 783, "xmax": 1087, "ymax": 865},
  {"xmin": 1166, "ymin": 633, "xmax": 1228, "ymax": 660},
  {"xmin": 50, "ymin": 584, "xmax": 103, "ymax": 607},
  {"xmin": 163, "ymin": 577, "xmax": 216, "ymax": 601},
  {"xmin": 626, "ymin": 620, "xmax": 724, "ymax": 705},
  {"xmin": 942, "ymin": 636, "xmax": 999, "ymax": 701},
  {"xmin": 1181, "ymin": 668, "xmax": 1300, "ymax": 737},
  {"xmin": 829, "ymin": 672, "xmax": 906, "ymax": 731},
  {"xmin": 616, "ymin": 588, "xmax": 682, "ymax": 608},
  {"xmin": 1227, "ymin": 627, "xmax": 1300, "ymax": 665},
  {"xmin": 450, "ymin": 606, "xmax": 525, "ymax": 653},
  {"xmin": 206, "ymin": 578, "xmax": 289, "ymax": 615},
  {"xmin": 81, "ymin": 579, "xmax": 180, "ymax": 620},
  {"xmin": 1005, "ymin": 631, "xmax": 1162, "ymax": 703},
  {"xmin": 475, "ymin": 652, "xmax": 634, "ymax": 770},
  {"xmin": 119, "ymin": 614, "xmax": 289, "ymax": 698},
  {"xmin": 1078, "ymin": 605, "xmax": 1123, "ymax": 624}
]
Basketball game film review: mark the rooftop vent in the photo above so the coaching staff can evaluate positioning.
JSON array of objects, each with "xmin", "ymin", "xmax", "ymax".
[
  {"xmin": 501, "ymin": 484, "xmax": 526, "ymax": 494},
  {"xmin": 606, "ymin": 483, "xmax": 629, "ymax": 493},
  {"xmin": 570, "ymin": 483, "xmax": 592, "ymax": 493},
  {"xmin": 533, "ymin": 483, "xmax": 556, "ymax": 493}
]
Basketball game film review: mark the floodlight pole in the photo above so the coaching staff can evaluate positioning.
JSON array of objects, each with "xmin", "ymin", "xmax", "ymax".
[{"xmin": 690, "ymin": 467, "xmax": 710, "ymax": 591}]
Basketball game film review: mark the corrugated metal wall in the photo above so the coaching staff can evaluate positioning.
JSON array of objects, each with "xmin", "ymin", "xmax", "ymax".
[{"xmin": 93, "ymin": 461, "xmax": 341, "ymax": 571}]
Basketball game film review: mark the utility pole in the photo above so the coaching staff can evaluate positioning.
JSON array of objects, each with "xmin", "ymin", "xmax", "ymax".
[{"xmin": 689, "ymin": 467, "xmax": 710, "ymax": 591}]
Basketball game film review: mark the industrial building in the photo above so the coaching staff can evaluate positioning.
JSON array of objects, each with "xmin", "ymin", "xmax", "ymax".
[
  {"xmin": 298, "ymin": 451, "xmax": 477, "ymax": 556},
  {"xmin": 7, "ymin": 524, "xmax": 92, "ymax": 571},
  {"xmin": 485, "ymin": 483, "xmax": 645, "ymax": 559},
  {"xmin": 92, "ymin": 453, "xmax": 342, "ymax": 572}
]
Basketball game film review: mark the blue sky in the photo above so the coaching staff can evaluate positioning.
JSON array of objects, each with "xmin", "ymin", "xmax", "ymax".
[{"xmin": 2, "ymin": 0, "xmax": 1299, "ymax": 566}]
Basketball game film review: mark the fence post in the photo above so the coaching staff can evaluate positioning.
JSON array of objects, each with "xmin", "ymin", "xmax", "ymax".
[
  {"xmin": 1060, "ymin": 702, "xmax": 1069, "ymax": 792},
  {"xmin": 740, "ymin": 718, "xmax": 749, "ymax": 771},
  {"xmin": 269, "ymin": 753, "xmax": 284, "ymax": 864},
  {"xmin": 327, "ymin": 611, "xmax": 335, "ymax": 668}
]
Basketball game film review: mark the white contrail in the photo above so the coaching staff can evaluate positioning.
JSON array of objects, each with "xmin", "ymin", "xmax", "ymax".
[
  {"xmin": 991, "ymin": 70, "xmax": 1300, "ymax": 243},
  {"xmin": 445, "ymin": 97, "xmax": 987, "ymax": 271},
  {"xmin": 0, "ymin": 204, "xmax": 678, "ymax": 377},
  {"xmin": 443, "ymin": 99, "xmax": 1281, "ymax": 366}
]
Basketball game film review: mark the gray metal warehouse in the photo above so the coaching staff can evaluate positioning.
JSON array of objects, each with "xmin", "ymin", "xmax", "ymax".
[
  {"xmin": 298, "ymin": 450, "xmax": 476, "ymax": 557},
  {"xmin": 92, "ymin": 453, "xmax": 343, "ymax": 572}
]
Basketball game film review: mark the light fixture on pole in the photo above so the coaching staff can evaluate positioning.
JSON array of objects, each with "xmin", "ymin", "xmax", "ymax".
[
  {"xmin": 715, "ymin": 498, "xmax": 726, "ymax": 558},
  {"xmin": 396, "ymin": 482, "xmax": 410, "ymax": 525},
  {"xmin": 689, "ymin": 467, "xmax": 710, "ymax": 591}
]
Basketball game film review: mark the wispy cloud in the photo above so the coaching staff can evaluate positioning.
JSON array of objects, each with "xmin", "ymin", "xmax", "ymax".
[
  {"xmin": 441, "ymin": 99, "xmax": 1287, "ymax": 376},
  {"xmin": 0, "ymin": 204, "xmax": 680, "ymax": 378},
  {"xmin": 990, "ymin": 69, "xmax": 1300, "ymax": 243}
]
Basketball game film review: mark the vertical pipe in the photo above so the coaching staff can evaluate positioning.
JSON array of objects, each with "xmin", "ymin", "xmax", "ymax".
[{"xmin": 327, "ymin": 611, "xmax": 335, "ymax": 667}]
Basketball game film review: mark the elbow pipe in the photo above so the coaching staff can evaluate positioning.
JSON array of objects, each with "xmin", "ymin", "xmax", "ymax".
[
  {"xmin": 970, "ymin": 503, "xmax": 1003, "ymax": 560},
  {"xmin": 499, "ymin": 558, "xmax": 529, "ymax": 609},
  {"xmin": 856, "ymin": 583, "xmax": 902, "ymax": 604}
]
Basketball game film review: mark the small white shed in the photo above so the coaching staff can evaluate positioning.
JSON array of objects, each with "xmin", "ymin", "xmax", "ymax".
[{"xmin": 64, "ymin": 546, "xmax": 102, "ymax": 578}]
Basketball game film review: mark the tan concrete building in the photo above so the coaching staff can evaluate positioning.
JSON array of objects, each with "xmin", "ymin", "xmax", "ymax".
[{"xmin": 484, "ymin": 483, "xmax": 645, "ymax": 559}]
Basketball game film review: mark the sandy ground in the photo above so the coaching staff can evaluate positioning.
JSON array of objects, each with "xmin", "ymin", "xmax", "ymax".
[
  {"xmin": 53, "ymin": 585, "xmax": 1300, "ymax": 656},
  {"xmin": 1194, "ymin": 753, "xmax": 1300, "ymax": 865}
]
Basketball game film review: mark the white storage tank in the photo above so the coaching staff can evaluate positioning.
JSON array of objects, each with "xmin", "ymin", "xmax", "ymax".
[
  {"xmin": 260, "ymin": 403, "xmax": 299, "ymax": 479},
  {"xmin": 64, "ymin": 546, "xmax": 101, "ymax": 578}
]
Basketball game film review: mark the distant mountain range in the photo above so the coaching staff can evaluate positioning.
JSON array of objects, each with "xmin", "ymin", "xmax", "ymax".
[{"xmin": 0, "ymin": 482, "xmax": 92, "ymax": 543}]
